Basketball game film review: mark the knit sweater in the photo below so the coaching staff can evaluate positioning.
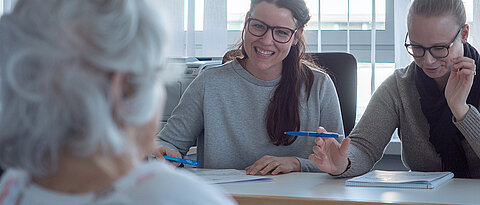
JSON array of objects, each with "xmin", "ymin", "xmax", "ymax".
[
  {"xmin": 158, "ymin": 59, "xmax": 344, "ymax": 172},
  {"xmin": 342, "ymin": 62, "xmax": 480, "ymax": 178}
]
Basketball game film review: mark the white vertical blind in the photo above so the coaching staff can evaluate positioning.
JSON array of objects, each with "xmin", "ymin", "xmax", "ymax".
[
  {"xmin": 472, "ymin": 0, "xmax": 479, "ymax": 48},
  {"xmin": 370, "ymin": 0, "xmax": 376, "ymax": 94},
  {"xmin": 186, "ymin": 0, "xmax": 196, "ymax": 57},
  {"xmin": 317, "ymin": 1, "xmax": 322, "ymax": 52},
  {"xmin": 346, "ymin": 0, "xmax": 351, "ymax": 53},
  {"xmin": 203, "ymin": 0, "xmax": 227, "ymax": 57},
  {"xmin": 165, "ymin": 0, "xmax": 185, "ymax": 57},
  {"xmin": 394, "ymin": 0, "xmax": 412, "ymax": 69}
]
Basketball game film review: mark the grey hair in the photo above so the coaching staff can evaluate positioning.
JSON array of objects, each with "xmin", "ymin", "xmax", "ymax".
[
  {"xmin": 0, "ymin": 0, "xmax": 173, "ymax": 176},
  {"xmin": 407, "ymin": 0, "xmax": 466, "ymax": 27}
]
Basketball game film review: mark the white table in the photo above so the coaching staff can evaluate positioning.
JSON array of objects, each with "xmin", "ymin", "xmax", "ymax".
[{"xmin": 218, "ymin": 172, "xmax": 480, "ymax": 205}]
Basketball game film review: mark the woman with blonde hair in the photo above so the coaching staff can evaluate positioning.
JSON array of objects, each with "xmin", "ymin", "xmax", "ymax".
[{"xmin": 311, "ymin": 0, "xmax": 480, "ymax": 178}]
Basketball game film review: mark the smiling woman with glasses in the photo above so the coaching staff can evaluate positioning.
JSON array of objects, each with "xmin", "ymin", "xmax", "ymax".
[
  {"xmin": 310, "ymin": 0, "xmax": 480, "ymax": 179},
  {"xmin": 156, "ymin": 0, "xmax": 344, "ymax": 176}
]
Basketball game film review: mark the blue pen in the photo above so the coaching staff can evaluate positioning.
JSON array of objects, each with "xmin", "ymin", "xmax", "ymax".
[
  {"xmin": 284, "ymin": 131, "xmax": 340, "ymax": 138},
  {"xmin": 163, "ymin": 155, "xmax": 200, "ymax": 167}
]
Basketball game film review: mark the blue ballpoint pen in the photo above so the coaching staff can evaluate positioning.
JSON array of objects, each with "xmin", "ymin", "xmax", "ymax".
[
  {"xmin": 284, "ymin": 131, "xmax": 340, "ymax": 138},
  {"xmin": 163, "ymin": 155, "xmax": 200, "ymax": 167}
]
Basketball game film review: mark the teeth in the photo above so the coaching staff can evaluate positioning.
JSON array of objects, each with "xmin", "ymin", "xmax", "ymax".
[{"xmin": 256, "ymin": 48, "xmax": 273, "ymax": 56}]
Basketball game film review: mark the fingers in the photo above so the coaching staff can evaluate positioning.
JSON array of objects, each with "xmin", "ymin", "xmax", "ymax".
[
  {"xmin": 340, "ymin": 137, "xmax": 351, "ymax": 156},
  {"xmin": 316, "ymin": 126, "xmax": 327, "ymax": 133},
  {"xmin": 246, "ymin": 156, "xmax": 272, "ymax": 175},
  {"xmin": 315, "ymin": 136, "xmax": 325, "ymax": 146},
  {"xmin": 452, "ymin": 57, "xmax": 476, "ymax": 74},
  {"xmin": 165, "ymin": 147, "xmax": 182, "ymax": 158},
  {"xmin": 246, "ymin": 156, "xmax": 299, "ymax": 175},
  {"xmin": 153, "ymin": 146, "xmax": 182, "ymax": 167},
  {"xmin": 308, "ymin": 154, "xmax": 329, "ymax": 171},
  {"xmin": 271, "ymin": 165, "xmax": 288, "ymax": 175},
  {"xmin": 311, "ymin": 146, "xmax": 328, "ymax": 167},
  {"xmin": 259, "ymin": 161, "xmax": 280, "ymax": 175}
]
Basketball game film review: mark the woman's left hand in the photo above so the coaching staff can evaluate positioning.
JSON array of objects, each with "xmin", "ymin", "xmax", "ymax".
[
  {"xmin": 445, "ymin": 56, "xmax": 476, "ymax": 121},
  {"xmin": 245, "ymin": 155, "xmax": 300, "ymax": 175}
]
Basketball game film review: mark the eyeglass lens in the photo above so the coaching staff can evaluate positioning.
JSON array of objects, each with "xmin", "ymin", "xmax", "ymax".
[
  {"xmin": 248, "ymin": 19, "xmax": 294, "ymax": 43},
  {"xmin": 406, "ymin": 45, "xmax": 449, "ymax": 58}
]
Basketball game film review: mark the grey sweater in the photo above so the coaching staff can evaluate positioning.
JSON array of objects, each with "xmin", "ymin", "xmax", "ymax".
[
  {"xmin": 158, "ymin": 59, "xmax": 344, "ymax": 172},
  {"xmin": 342, "ymin": 62, "xmax": 480, "ymax": 178}
]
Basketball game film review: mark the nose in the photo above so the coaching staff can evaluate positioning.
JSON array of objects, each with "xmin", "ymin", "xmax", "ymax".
[
  {"xmin": 258, "ymin": 29, "xmax": 275, "ymax": 45},
  {"xmin": 423, "ymin": 50, "xmax": 437, "ymax": 65}
]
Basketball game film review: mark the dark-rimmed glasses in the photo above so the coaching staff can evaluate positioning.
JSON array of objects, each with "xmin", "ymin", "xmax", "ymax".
[
  {"xmin": 404, "ymin": 26, "xmax": 463, "ymax": 58},
  {"xmin": 246, "ymin": 18, "xmax": 297, "ymax": 43}
]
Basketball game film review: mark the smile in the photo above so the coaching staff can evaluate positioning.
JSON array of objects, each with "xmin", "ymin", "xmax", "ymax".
[{"xmin": 255, "ymin": 47, "xmax": 274, "ymax": 56}]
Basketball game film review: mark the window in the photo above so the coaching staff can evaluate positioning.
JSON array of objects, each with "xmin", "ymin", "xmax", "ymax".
[
  {"xmin": 188, "ymin": 0, "xmax": 387, "ymax": 31},
  {"xmin": 308, "ymin": 0, "xmax": 386, "ymax": 30},
  {"xmin": 226, "ymin": 0, "xmax": 386, "ymax": 31}
]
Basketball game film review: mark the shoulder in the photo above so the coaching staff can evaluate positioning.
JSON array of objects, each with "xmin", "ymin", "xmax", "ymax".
[
  {"xmin": 308, "ymin": 66, "xmax": 334, "ymax": 87},
  {"xmin": 370, "ymin": 63, "xmax": 417, "ymax": 103},
  {"xmin": 115, "ymin": 162, "xmax": 235, "ymax": 204},
  {"xmin": 379, "ymin": 62, "xmax": 416, "ymax": 92},
  {"xmin": 199, "ymin": 60, "xmax": 238, "ymax": 78}
]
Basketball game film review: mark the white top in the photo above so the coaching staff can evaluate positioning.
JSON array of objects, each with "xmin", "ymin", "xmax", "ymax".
[{"xmin": 0, "ymin": 161, "xmax": 236, "ymax": 205}]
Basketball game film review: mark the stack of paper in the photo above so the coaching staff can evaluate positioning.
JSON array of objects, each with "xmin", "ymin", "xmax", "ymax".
[
  {"xmin": 346, "ymin": 170, "xmax": 454, "ymax": 189},
  {"xmin": 190, "ymin": 169, "xmax": 274, "ymax": 184}
]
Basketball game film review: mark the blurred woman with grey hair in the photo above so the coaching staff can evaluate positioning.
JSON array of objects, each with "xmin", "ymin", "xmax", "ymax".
[{"xmin": 0, "ymin": 0, "xmax": 236, "ymax": 204}]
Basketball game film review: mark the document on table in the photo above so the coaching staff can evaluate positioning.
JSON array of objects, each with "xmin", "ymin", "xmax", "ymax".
[
  {"xmin": 190, "ymin": 169, "xmax": 274, "ymax": 184},
  {"xmin": 346, "ymin": 170, "xmax": 453, "ymax": 189}
]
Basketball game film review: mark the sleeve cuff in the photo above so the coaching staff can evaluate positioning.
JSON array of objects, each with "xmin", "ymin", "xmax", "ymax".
[{"xmin": 453, "ymin": 104, "xmax": 480, "ymax": 138}]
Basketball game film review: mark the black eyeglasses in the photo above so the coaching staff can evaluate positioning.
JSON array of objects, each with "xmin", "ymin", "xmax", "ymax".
[
  {"xmin": 246, "ymin": 18, "xmax": 297, "ymax": 43},
  {"xmin": 404, "ymin": 26, "xmax": 463, "ymax": 58}
]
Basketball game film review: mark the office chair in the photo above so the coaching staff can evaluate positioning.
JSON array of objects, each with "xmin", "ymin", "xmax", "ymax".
[{"xmin": 308, "ymin": 52, "xmax": 357, "ymax": 136}]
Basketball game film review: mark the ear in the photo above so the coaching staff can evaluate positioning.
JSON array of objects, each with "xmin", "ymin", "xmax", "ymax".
[
  {"xmin": 461, "ymin": 24, "xmax": 469, "ymax": 44},
  {"xmin": 293, "ymin": 28, "xmax": 304, "ymax": 46}
]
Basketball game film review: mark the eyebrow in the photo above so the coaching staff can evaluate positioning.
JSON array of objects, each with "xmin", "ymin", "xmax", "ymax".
[
  {"xmin": 409, "ymin": 40, "xmax": 451, "ymax": 47},
  {"xmin": 250, "ymin": 16, "xmax": 296, "ymax": 29}
]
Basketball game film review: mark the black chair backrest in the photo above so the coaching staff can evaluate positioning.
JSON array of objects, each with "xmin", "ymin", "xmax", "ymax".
[
  {"xmin": 308, "ymin": 52, "xmax": 357, "ymax": 136},
  {"xmin": 0, "ymin": 168, "xmax": 3, "ymax": 177}
]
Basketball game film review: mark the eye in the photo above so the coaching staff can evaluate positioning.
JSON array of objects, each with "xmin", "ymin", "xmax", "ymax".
[
  {"xmin": 431, "ymin": 46, "xmax": 447, "ymax": 52},
  {"xmin": 251, "ymin": 22, "xmax": 266, "ymax": 30},
  {"xmin": 411, "ymin": 45, "xmax": 424, "ymax": 51},
  {"xmin": 275, "ymin": 28, "xmax": 291, "ymax": 37}
]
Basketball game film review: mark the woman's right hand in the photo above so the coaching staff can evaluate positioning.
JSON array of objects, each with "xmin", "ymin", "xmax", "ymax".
[
  {"xmin": 308, "ymin": 127, "xmax": 351, "ymax": 175},
  {"xmin": 152, "ymin": 146, "xmax": 183, "ymax": 167}
]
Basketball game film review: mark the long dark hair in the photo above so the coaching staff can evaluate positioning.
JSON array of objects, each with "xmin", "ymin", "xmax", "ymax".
[{"xmin": 238, "ymin": 0, "xmax": 315, "ymax": 146}]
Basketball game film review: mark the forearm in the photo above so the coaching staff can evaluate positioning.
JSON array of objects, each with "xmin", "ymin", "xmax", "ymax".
[{"xmin": 453, "ymin": 104, "xmax": 480, "ymax": 157}]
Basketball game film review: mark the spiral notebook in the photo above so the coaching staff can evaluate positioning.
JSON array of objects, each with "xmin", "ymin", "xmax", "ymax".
[{"xmin": 346, "ymin": 170, "xmax": 454, "ymax": 189}]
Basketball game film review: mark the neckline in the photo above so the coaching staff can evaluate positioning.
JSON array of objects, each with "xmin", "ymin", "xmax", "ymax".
[{"xmin": 232, "ymin": 59, "xmax": 281, "ymax": 87}]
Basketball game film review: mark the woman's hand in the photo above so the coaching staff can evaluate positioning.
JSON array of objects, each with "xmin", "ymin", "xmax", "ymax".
[
  {"xmin": 245, "ymin": 156, "xmax": 301, "ymax": 175},
  {"xmin": 152, "ymin": 146, "xmax": 183, "ymax": 167},
  {"xmin": 309, "ymin": 127, "xmax": 350, "ymax": 175},
  {"xmin": 445, "ymin": 57, "xmax": 476, "ymax": 121}
]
